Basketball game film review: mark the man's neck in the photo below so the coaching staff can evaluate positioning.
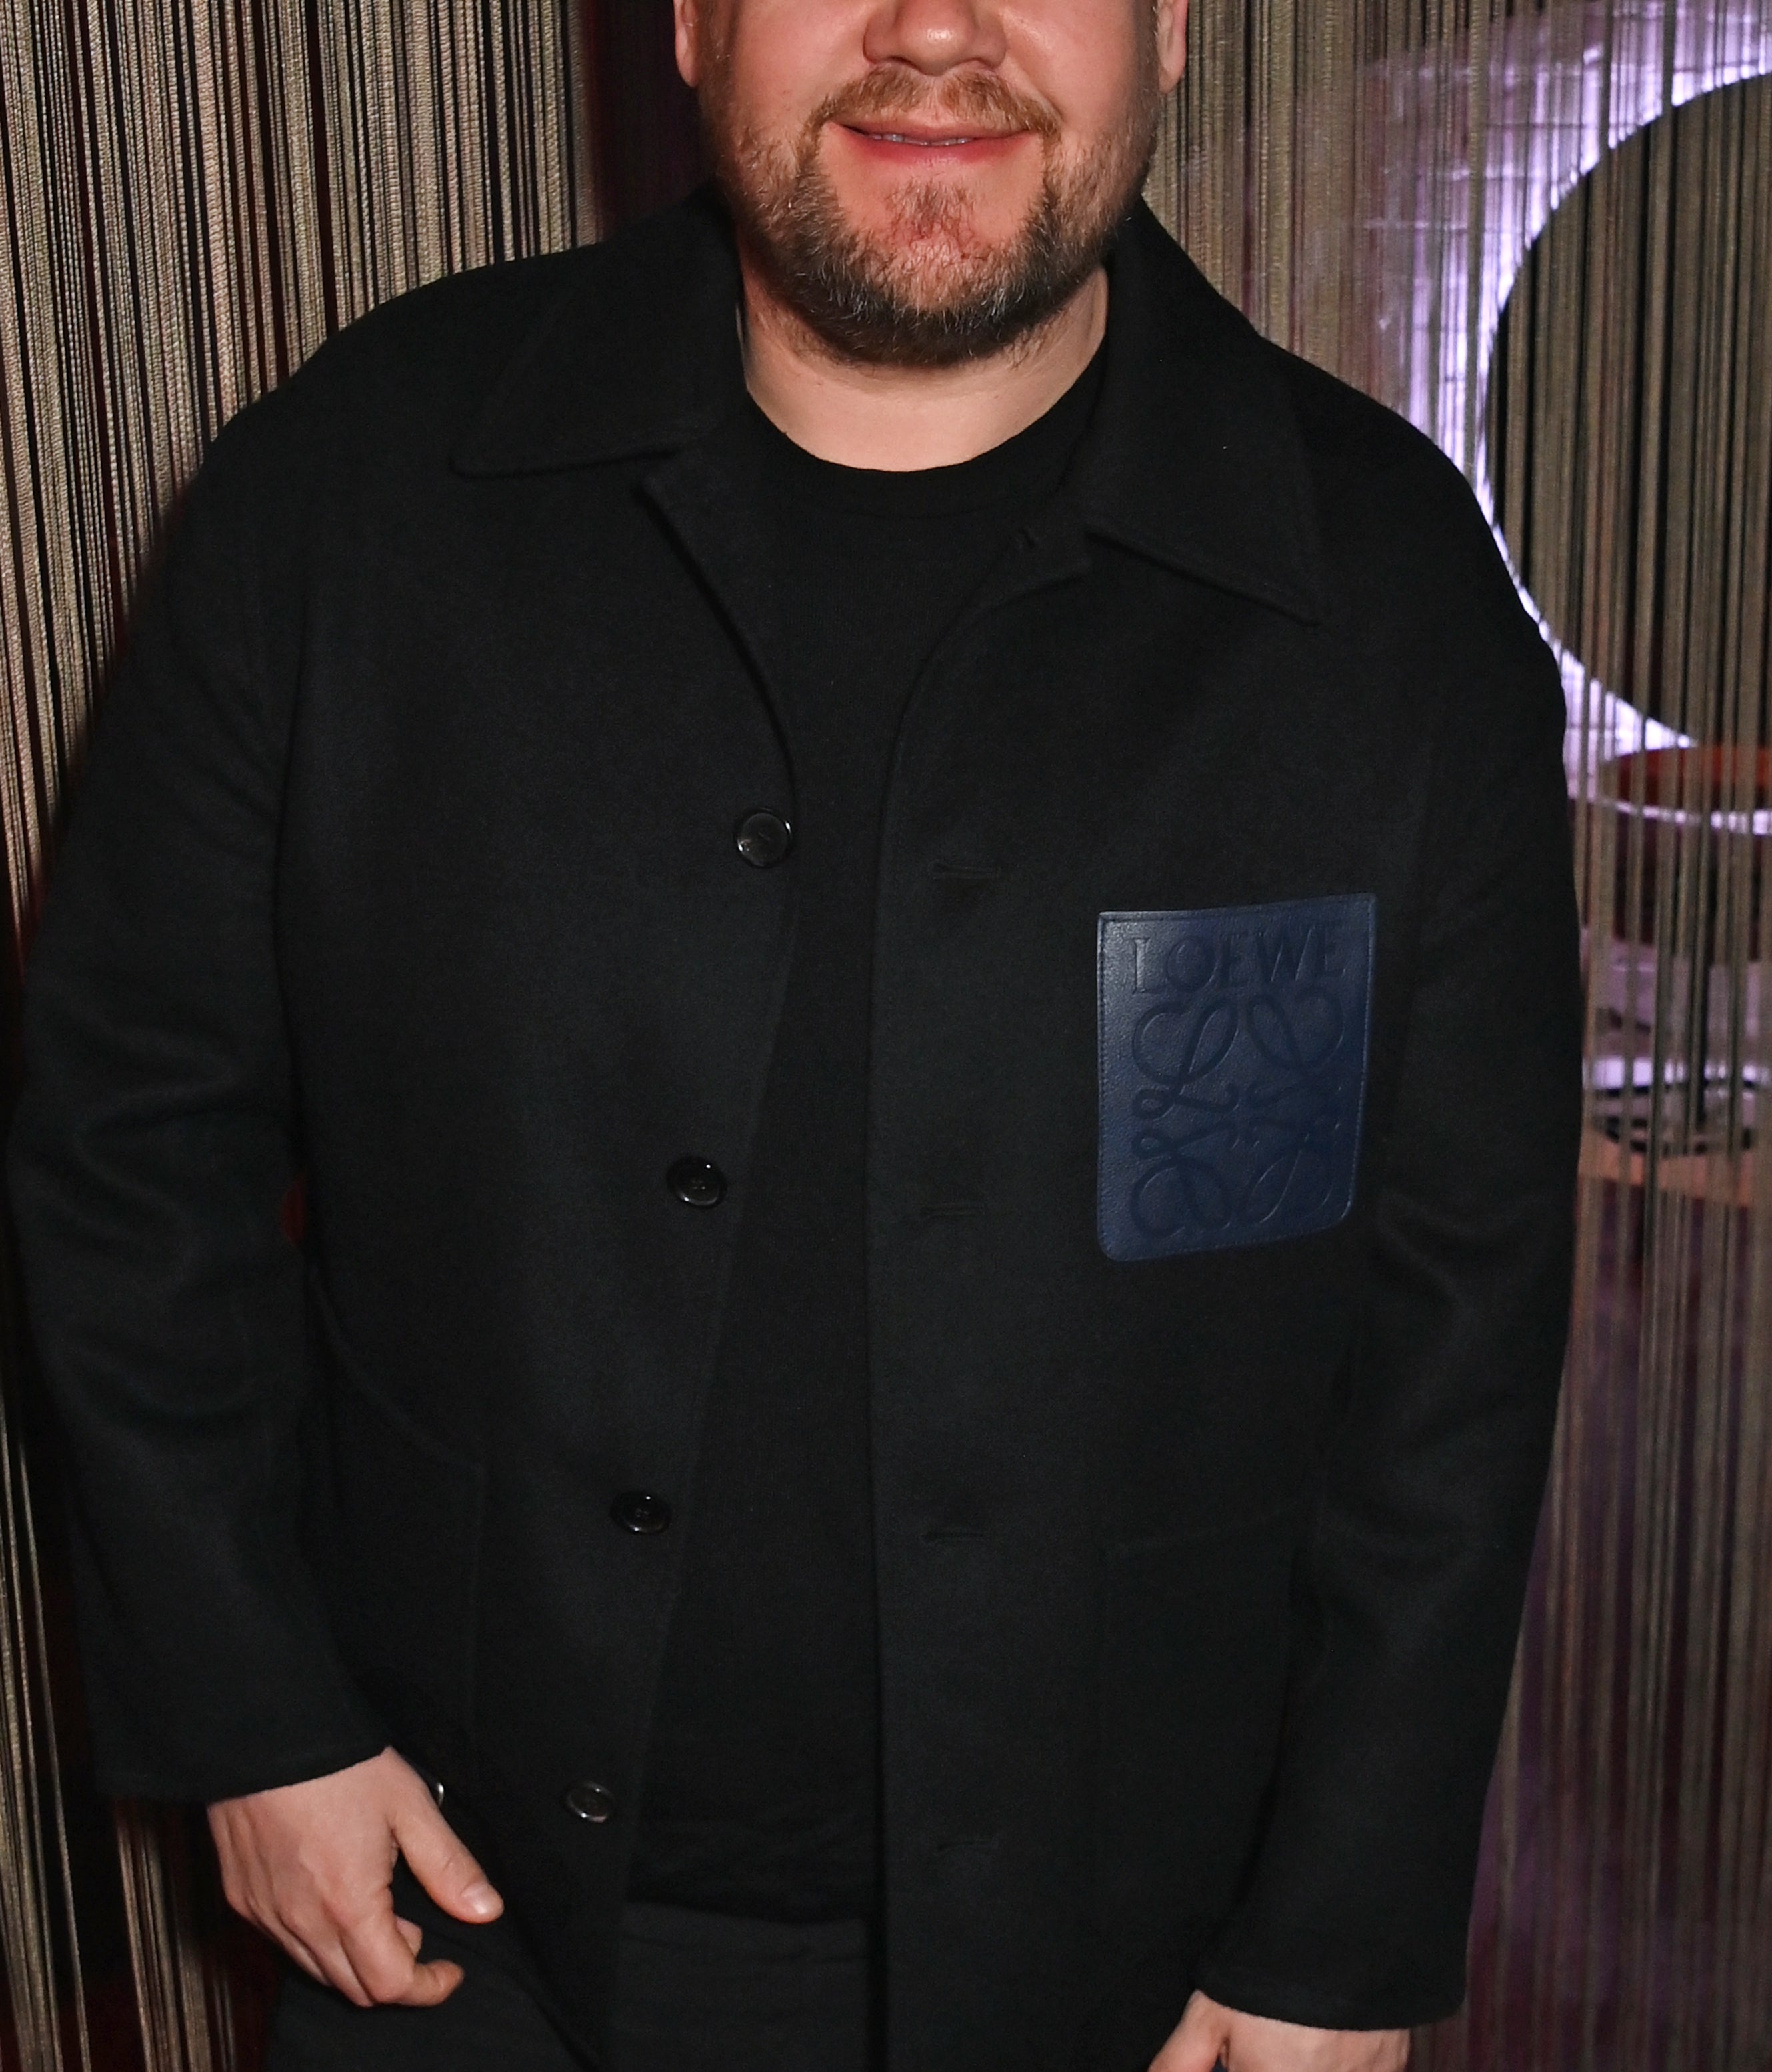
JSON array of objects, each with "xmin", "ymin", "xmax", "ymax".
[{"xmin": 738, "ymin": 255, "xmax": 1107, "ymax": 473}]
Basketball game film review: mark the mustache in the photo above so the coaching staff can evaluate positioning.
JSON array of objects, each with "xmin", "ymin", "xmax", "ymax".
[{"xmin": 808, "ymin": 67, "xmax": 1062, "ymax": 143}]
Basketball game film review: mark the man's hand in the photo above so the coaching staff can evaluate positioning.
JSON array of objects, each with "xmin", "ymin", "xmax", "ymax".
[
  {"xmin": 207, "ymin": 1747, "xmax": 503, "ymax": 2008},
  {"xmin": 1153, "ymin": 1991, "xmax": 1411, "ymax": 2072}
]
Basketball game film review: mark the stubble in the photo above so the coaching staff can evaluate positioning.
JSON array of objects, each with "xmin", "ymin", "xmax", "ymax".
[{"xmin": 703, "ymin": 57, "xmax": 1161, "ymax": 367}]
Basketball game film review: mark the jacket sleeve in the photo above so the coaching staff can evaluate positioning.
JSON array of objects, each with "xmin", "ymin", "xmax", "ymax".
[
  {"xmin": 1192, "ymin": 505, "xmax": 1583, "ymax": 2029},
  {"xmin": 7, "ymin": 387, "xmax": 387, "ymax": 1803}
]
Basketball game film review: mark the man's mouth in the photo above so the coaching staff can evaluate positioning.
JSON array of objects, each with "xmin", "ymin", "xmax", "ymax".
[
  {"xmin": 845, "ymin": 125, "xmax": 1016, "ymax": 146},
  {"xmin": 837, "ymin": 121, "xmax": 1031, "ymax": 162}
]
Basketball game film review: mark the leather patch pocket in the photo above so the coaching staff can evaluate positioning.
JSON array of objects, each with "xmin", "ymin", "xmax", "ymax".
[{"xmin": 1097, "ymin": 895, "xmax": 1375, "ymax": 1261}]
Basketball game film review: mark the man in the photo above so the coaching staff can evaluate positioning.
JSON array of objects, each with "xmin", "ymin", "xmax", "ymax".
[{"xmin": 7, "ymin": 0, "xmax": 1582, "ymax": 2063}]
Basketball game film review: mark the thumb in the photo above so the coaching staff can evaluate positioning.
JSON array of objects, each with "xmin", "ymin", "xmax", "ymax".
[
  {"xmin": 1151, "ymin": 1991, "xmax": 1231, "ymax": 2072},
  {"xmin": 391, "ymin": 1786, "xmax": 503, "ymax": 1925}
]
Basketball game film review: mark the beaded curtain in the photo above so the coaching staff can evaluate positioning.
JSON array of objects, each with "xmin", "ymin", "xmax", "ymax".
[{"xmin": 0, "ymin": 2, "xmax": 1768, "ymax": 2067}]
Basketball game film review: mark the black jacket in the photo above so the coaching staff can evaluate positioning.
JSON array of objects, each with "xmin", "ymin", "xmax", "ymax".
[{"xmin": 9, "ymin": 192, "xmax": 1581, "ymax": 2070}]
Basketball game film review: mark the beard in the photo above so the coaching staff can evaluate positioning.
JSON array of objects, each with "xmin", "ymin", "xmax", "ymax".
[{"xmin": 703, "ymin": 61, "xmax": 1161, "ymax": 368}]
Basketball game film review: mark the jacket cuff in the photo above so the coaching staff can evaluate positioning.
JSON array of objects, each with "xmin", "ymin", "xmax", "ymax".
[
  {"xmin": 95, "ymin": 1724, "xmax": 389, "ymax": 1807},
  {"xmin": 1189, "ymin": 1951, "xmax": 1463, "ymax": 2033}
]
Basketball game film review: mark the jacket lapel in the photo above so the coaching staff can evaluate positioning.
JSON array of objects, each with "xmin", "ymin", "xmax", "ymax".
[{"xmin": 641, "ymin": 431, "xmax": 797, "ymax": 748}]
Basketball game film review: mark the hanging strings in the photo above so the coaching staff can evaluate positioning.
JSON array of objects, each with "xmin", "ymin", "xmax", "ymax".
[
  {"xmin": 1153, "ymin": 5, "xmax": 1772, "ymax": 2067},
  {"xmin": 1489, "ymin": 75, "xmax": 1772, "ymax": 2072},
  {"xmin": 0, "ymin": 5, "xmax": 591, "ymax": 2067}
]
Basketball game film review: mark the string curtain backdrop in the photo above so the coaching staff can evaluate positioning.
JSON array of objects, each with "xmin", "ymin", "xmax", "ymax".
[
  {"xmin": 0, "ymin": 7, "xmax": 595, "ymax": 2065},
  {"xmin": 0, "ymin": 1, "xmax": 1767, "ymax": 2067},
  {"xmin": 1155, "ymin": 8, "xmax": 1772, "ymax": 2069}
]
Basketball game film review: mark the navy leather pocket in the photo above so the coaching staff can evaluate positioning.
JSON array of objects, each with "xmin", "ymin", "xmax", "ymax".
[{"xmin": 1097, "ymin": 896, "xmax": 1375, "ymax": 1261}]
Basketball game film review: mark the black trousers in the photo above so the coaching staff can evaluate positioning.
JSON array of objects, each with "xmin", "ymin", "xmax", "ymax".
[{"xmin": 263, "ymin": 1871, "xmax": 876, "ymax": 2072}]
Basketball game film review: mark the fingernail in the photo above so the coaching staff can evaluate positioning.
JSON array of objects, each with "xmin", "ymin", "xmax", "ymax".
[{"xmin": 461, "ymin": 1881, "xmax": 498, "ymax": 1917}]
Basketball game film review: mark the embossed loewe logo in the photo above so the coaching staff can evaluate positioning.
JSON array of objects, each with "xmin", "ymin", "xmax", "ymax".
[{"xmin": 1097, "ymin": 897, "xmax": 1375, "ymax": 1262}]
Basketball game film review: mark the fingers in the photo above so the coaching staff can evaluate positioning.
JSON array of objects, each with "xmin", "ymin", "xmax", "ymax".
[
  {"xmin": 335, "ymin": 1898, "xmax": 463, "ymax": 2009},
  {"xmin": 390, "ymin": 1772, "xmax": 503, "ymax": 1925},
  {"xmin": 249, "ymin": 1875, "xmax": 455, "ymax": 2009},
  {"xmin": 215, "ymin": 1865, "xmax": 378, "ymax": 2006},
  {"xmin": 205, "ymin": 1749, "xmax": 485, "ymax": 2009},
  {"xmin": 214, "ymin": 1840, "xmax": 413, "ymax": 2006},
  {"xmin": 273, "ymin": 1895, "xmax": 458, "ymax": 2010},
  {"xmin": 397, "ymin": 1959, "xmax": 466, "ymax": 2007},
  {"xmin": 1151, "ymin": 1991, "xmax": 1232, "ymax": 2072}
]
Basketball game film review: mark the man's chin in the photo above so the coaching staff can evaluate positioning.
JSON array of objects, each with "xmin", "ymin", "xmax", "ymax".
[
  {"xmin": 817, "ymin": 250, "xmax": 1045, "ymax": 339},
  {"xmin": 814, "ymin": 200, "xmax": 1043, "ymax": 300},
  {"xmin": 823, "ymin": 177, "xmax": 1035, "ymax": 257},
  {"xmin": 851, "ymin": 235, "xmax": 1023, "ymax": 297}
]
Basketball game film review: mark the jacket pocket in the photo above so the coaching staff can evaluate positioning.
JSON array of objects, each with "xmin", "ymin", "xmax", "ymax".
[
  {"xmin": 1094, "ymin": 1500, "xmax": 1301, "ymax": 1935},
  {"xmin": 1097, "ymin": 897, "xmax": 1375, "ymax": 1261},
  {"xmin": 306, "ymin": 1285, "xmax": 487, "ymax": 1749}
]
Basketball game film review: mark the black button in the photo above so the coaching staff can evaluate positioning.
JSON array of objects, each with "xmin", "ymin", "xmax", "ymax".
[
  {"xmin": 563, "ymin": 1781, "xmax": 617, "ymax": 1824},
  {"xmin": 735, "ymin": 809, "xmax": 793, "ymax": 868},
  {"xmin": 611, "ymin": 1490, "xmax": 672, "ymax": 1535},
  {"xmin": 667, "ymin": 1157, "xmax": 726, "ymax": 1208}
]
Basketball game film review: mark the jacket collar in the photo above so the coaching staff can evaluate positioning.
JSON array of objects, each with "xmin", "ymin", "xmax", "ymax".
[
  {"xmin": 453, "ymin": 188, "xmax": 1323, "ymax": 623},
  {"xmin": 1067, "ymin": 203, "xmax": 1325, "ymax": 622}
]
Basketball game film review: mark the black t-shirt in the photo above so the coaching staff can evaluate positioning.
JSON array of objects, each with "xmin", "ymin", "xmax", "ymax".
[{"xmin": 629, "ymin": 350, "xmax": 1103, "ymax": 1923}]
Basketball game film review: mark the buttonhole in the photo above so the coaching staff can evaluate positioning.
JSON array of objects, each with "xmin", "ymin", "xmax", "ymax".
[
  {"xmin": 935, "ymin": 1832, "xmax": 1001, "ymax": 1855},
  {"xmin": 919, "ymin": 1199, "xmax": 986, "ymax": 1222},
  {"xmin": 927, "ymin": 860, "xmax": 1001, "ymax": 883},
  {"xmin": 923, "ymin": 1525, "xmax": 986, "ymax": 1543}
]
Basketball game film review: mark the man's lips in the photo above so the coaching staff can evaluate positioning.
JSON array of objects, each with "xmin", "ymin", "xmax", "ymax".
[
  {"xmin": 836, "ymin": 121, "xmax": 1034, "ymax": 165},
  {"xmin": 845, "ymin": 121, "xmax": 1019, "ymax": 143}
]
